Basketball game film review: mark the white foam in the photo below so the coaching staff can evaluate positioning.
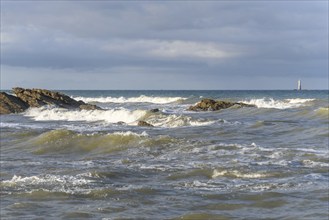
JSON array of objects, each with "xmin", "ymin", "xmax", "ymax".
[
  {"xmin": 24, "ymin": 107, "xmax": 147, "ymax": 124},
  {"xmin": 285, "ymin": 98, "xmax": 315, "ymax": 104},
  {"xmin": 241, "ymin": 98, "xmax": 315, "ymax": 109},
  {"xmin": 0, "ymin": 122, "xmax": 43, "ymax": 129},
  {"xmin": 73, "ymin": 95, "xmax": 186, "ymax": 104},
  {"xmin": 302, "ymin": 160, "xmax": 329, "ymax": 168},
  {"xmin": 212, "ymin": 169, "xmax": 269, "ymax": 179},
  {"xmin": 0, "ymin": 122, "xmax": 21, "ymax": 128},
  {"xmin": 146, "ymin": 114, "xmax": 216, "ymax": 128},
  {"xmin": 111, "ymin": 131, "xmax": 149, "ymax": 137},
  {"xmin": 2, "ymin": 174, "xmax": 93, "ymax": 186},
  {"xmin": 23, "ymin": 106, "xmax": 218, "ymax": 128}
]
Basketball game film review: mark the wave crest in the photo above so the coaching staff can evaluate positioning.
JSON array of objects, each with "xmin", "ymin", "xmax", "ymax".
[
  {"xmin": 24, "ymin": 106, "xmax": 147, "ymax": 124},
  {"xmin": 73, "ymin": 95, "xmax": 186, "ymax": 104},
  {"xmin": 147, "ymin": 114, "xmax": 216, "ymax": 128},
  {"xmin": 212, "ymin": 169, "xmax": 270, "ymax": 179},
  {"xmin": 23, "ymin": 106, "xmax": 217, "ymax": 128},
  {"xmin": 241, "ymin": 98, "xmax": 315, "ymax": 109},
  {"xmin": 20, "ymin": 129, "xmax": 179, "ymax": 155}
]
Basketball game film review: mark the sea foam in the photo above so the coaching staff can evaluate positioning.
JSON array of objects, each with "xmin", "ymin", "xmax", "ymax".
[
  {"xmin": 212, "ymin": 169, "xmax": 269, "ymax": 179},
  {"xmin": 23, "ymin": 106, "xmax": 216, "ymax": 128},
  {"xmin": 24, "ymin": 107, "xmax": 147, "ymax": 123},
  {"xmin": 24, "ymin": 106, "xmax": 147, "ymax": 124},
  {"xmin": 73, "ymin": 95, "xmax": 186, "ymax": 104},
  {"xmin": 1, "ymin": 174, "xmax": 95, "ymax": 195},
  {"xmin": 241, "ymin": 98, "xmax": 315, "ymax": 109}
]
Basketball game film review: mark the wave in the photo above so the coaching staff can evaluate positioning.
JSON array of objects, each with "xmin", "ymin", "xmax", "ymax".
[
  {"xmin": 1, "ymin": 173, "xmax": 157, "ymax": 197},
  {"xmin": 314, "ymin": 107, "xmax": 329, "ymax": 118},
  {"xmin": 24, "ymin": 106, "xmax": 147, "ymax": 124},
  {"xmin": 21, "ymin": 129, "xmax": 178, "ymax": 155},
  {"xmin": 2, "ymin": 174, "xmax": 94, "ymax": 187},
  {"xmin": 212, "ymin": 169, "xmax": 270, "ymax": 179},
  {"xmin": 73, "ymin": 95, "xmax": 186, "ymax": 104},
  {"xmin": 241, "ymin": 98, "xmax": 315, "ymax": 109},
  {"xmin": 23, "ymin": 106, "xmax": 217, "ymax": 128},
  {"xmin": 1, "ymin": 173, "xmax": 95, "ymax": 195},
  {"xmin": 146, "ymin": 114, "xmax": 216, "ymax": 128},
  {"xmin": 0, "ymin": 122, "xmax": 44, "ymax": 129}
]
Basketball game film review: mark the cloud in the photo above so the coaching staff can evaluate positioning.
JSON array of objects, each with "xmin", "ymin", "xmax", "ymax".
[
  {"xmin": 0, "ymin": 1, "xmax": 328, "ymax": 89},
  {"xmin": 102, "ymin": 39, "xmax": 240, "ymax": 60}
]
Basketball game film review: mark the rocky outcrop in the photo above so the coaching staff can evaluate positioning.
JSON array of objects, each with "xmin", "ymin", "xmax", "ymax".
[
  {"xmin": 0, "ymin": 88, "xmax": 102, "ymax": 114},
  {"xmin": 137, "ymin": 120, "xmax": 154, "ymax": 127},
  {"xmin": 12, "ymin": 87, "xmax": 101, "ymax": 111},
  {"xmin": 0, "ymin": 92, "xmax": 29, "ymax": 114},
  {"xmin": 188, "ymin": 98, "xmax": 255, "ymax": 111}
]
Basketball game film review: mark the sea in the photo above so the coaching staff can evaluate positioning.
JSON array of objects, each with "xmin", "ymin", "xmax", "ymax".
[{"xmin": 0, "ymin": 90, "xmax": 328, "ymax": 219}]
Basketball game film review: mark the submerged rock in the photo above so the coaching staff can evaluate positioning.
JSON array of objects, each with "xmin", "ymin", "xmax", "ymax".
[
  {"xmin": 12, "ymin": 87, "xmax": 101, "ymax": 111},
  {"xmin": 78, "ymin": 104, "xmax": 101, "ymax": 111},
  {"xmin": 137, "ymin": 120, "xmax": 154, "ymax": 127},
  {"xmin": 0, "ymin": 92, "xmax": 29, "ymax": 114},
  {"xmin": 149, "ymin": 108, "xmax": 160, "ymax": 113},
  {"xmin": 188, "ymin": 98, "xmax": 255, "ymax": 111}
]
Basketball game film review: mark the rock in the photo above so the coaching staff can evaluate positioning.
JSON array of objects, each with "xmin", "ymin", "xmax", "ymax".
[
  {"xmin": 149, "ymin": 108, "xmax": 160, "ymax": 113},
  {"xmin": 137, "ymin": 120, "xmax": 154, "ymax": 127},
  {"xmin": 188, "ymin": 98, "xmax": 255, "ymax": 111},
  {"xmin": 12, "ymin": 87, "xmax": 101, "ymax": 110},
  {"xmin": 0, "ymin": 92, "xmax": 29, "ymax": 114},
  {"xmin": 79, "ymin": 104, "xmax": 101, "ymax": 111}
]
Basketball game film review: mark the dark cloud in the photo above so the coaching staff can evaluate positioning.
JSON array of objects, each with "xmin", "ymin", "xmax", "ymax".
[{"xmin": 1, "ymin": 1, "xmax": 328, "ymax": 89}]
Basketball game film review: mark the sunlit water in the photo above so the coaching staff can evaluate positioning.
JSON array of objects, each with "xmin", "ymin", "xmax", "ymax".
[{"xmin": 1, "ymin": 90, "xmax": 328, "ymax": 219}]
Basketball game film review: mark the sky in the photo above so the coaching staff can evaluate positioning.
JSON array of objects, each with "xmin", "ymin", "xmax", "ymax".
[{"xmin": 1, "ymin": 0, "xmax": 328, "ymax": 90}]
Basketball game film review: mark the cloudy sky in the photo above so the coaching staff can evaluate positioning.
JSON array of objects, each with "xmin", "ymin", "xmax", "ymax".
[{"xmin": 1, "ymin": 1, "xmax": 328, "ymax": 90}]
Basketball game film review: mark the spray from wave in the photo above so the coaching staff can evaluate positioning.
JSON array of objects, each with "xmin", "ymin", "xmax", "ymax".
[
  {"xmin": 23, "ymin": 106, "xmax": 217, "ymax": 128},
  {"xmin": 241, "ymin": 98, "xmax": 315, "ymax": 109},
  {"xmin": 73, "ymin": 95, "xmax": 186, "ymax": 104},
  {"xmin": 24, "ymin": 106, "xmax": 146, "ymax": 124}
]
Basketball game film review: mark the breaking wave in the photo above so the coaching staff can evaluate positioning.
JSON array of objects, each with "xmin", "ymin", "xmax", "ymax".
[
  {"xmin": 315, "ymin": 107, "xmax": 329, "ymax": 118},
  {"xmin": 73, "ymin": 95, "xmax": 186, "ymax": 104},
  {"xmin": 23, "ymin": 106, "xmax": 217, "ymax": 128},
  {"xmin": 20, "ymin": 129, "xmax": 178, "ymax": 155},
  {"xmin": 146, "ymin": 114, "xmax": 216, "ymax": 128},
  {"xmin": 212, "ymin": 169, "xmax": 270, "ymax": 179},
  {"xmin": 24, "ymin": 106, "xmax": 147, "ymax": 124},
  {"xmin": 1, "ymin": 173, "xmax": 95, "ymax": 195},
  {"xmin": 241, "ymin": 98, "xmax": 315, "ymax": 109}
]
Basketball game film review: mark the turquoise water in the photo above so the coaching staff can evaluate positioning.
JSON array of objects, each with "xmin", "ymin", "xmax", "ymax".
[{"xmin": 1, "ymin": 90, "xmax": 328, "ymax": 219}]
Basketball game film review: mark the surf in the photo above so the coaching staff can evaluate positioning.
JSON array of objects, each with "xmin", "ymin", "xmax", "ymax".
[
  {"xmin": 22, "ymin": 106, "xmax": 218, "ymax": 128},
  {"xmin": 73, "ymin": 95, "xmax": 187, "ymax": 104},
  {"xmin": 240, "ymin": 98, "xmax": 315, "ymax": 109},
  {"xmin": 24, "ymin": 106, "xmax": 147, "ymax": 124}
]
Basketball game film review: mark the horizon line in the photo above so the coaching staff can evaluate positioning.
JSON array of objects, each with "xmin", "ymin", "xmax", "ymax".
[{"xmin": 1, "ymin": 88, "xmax": 328, "ymax": 91}]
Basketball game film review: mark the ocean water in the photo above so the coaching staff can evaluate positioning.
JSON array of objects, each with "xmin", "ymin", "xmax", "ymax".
[{"xmin": 0, "ymin": 90, "xmax": 328, "ymax": 219}]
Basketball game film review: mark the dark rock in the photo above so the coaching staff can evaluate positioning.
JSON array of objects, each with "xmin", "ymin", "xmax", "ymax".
[
  {"xmin": 137, "ymin": 120, "xmax": 154, "ymax": 127},
  {"xmin": 0, "ymin": 92, "xmax": 29, "ymax": 114},
  {"xmin": 12, "ymin": 87, "xmax": 102, "ymax": 110},
  {"xmin": 79, "ymin": 104, "xmax": 102, "ymax": 111},
  {"xmin": 188, "ymin": 98, "xmax": 255, "ymax": 111},
  {"xmin": 149, "ymin": 108, "xmax": 160, "ymax": 113}
]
